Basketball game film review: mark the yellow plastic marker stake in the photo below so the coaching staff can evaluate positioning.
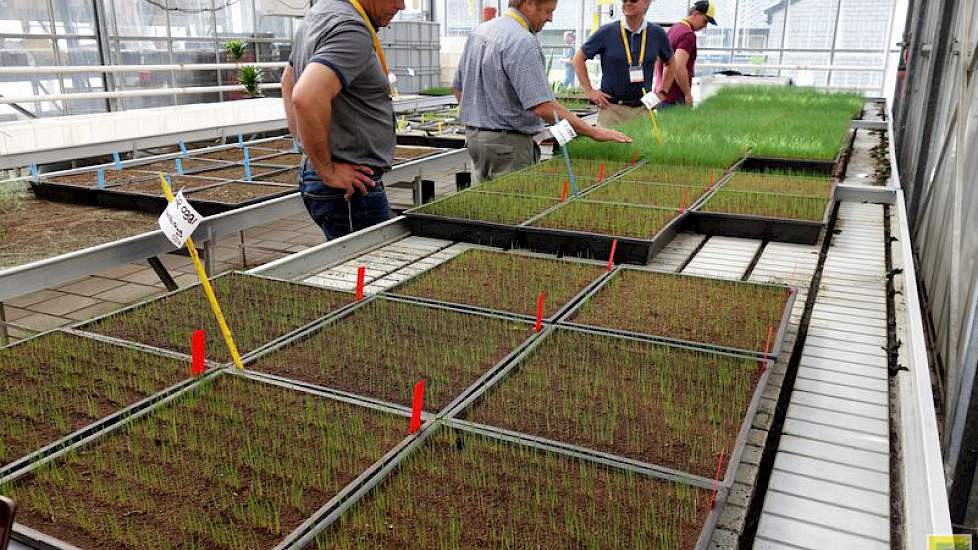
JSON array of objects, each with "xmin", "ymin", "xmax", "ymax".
[
  {"xmin": 642, "ymin": 88, "xmax": 664, "ymax": 145},
  {"xmin": 158, "ymin": 173, "xmax": 244, "ymax": 369}
]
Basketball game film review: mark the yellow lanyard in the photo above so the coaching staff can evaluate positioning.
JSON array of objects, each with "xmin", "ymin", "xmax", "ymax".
[
  {"xmin": 505, "ymin": 9, "xmax": 530, "ymax": 31},
  {"xmin": 619, "ymin": 20, "xmax": 647, "ymax": 67},
  {"xmin": 348, "ymin": 0, "xmax": 390, "ymax": 77},
  {"xmin": 679, "ymin": 19, "xmax": 693, "ymax": 30}
]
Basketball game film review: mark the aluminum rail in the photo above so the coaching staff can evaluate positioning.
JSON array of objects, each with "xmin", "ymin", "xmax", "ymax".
[
  {"xmin": 0, "ymin": 149, "xmax": 465, "ymax": 303},
  {"xmin": 0, "ymin": 84, "xmax": 283, "ymax": 105},
  {"xmin": 0, "ymin": 62, "xmax": 288, "ymax": 76},
  {"xmin": 697, "ymin": 62, "xmax": 884, "ymax": 72}
]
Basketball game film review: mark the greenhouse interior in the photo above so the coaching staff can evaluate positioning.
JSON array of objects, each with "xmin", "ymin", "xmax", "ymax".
[{"xmin": 0, "ymin": 0, "xmax": 975, "ymax": 548}]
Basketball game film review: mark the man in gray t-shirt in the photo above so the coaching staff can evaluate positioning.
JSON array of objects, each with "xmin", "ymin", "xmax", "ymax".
[
  {"xmin": 282, "ymin": 0, "xmax": 403, "ymax": 239},
  {"xmin": 452, "ymin": 0, "xmax": 631, "ymax": 182}
]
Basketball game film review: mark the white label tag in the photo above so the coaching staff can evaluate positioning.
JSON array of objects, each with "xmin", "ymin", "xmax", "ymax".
[
  {"xmin": 407, "ymin": 67, "xmax": 416, "ymax": 76},
  {"xmin": 158, "ymin": 190, "xmax": 203, "ymax": 248},
  {"xmin": 387, "ymin": 72, "xmax": 398, "ymax": 84},
  {"xmin": 629, "ymin": 66, "xmax": 644, "ymax": 83},
  {"xmin": 548, "ymin": 119, "xmax": 577, "ymax": 146},
  {"xmin": 640, "ymin": 90, "xmax": 661, "ymax": 110}
]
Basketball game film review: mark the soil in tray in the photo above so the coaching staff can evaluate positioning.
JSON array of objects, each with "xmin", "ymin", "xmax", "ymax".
[
  {"xmin": 249, "ymin": 298, "xmax": 533, "ymax": 412},
  {"xmin": 188, "ymin": 182, "xmax": 293, "ymax": 203},
  {"xmin": 2, "ymin": 374, "xmax": 406, "ymax": 550},
  {"xmin": 724, "ymin": 171, "xmax": 833, "ymax": 198},
  {"xmin": 130, "ymin": 158, "xmax": 232, "ymax": 174},
  {"xmin": 618, "ymin": 164, "xmax": 723, "ymax": 186},
  {"xmin": 0, "ymin": 331, "xmax": 187, "ymax": 468},
  {"xmin": 44, "ymin": 169, "xmax": 149, "ymax": 188},
  {"xmin": 112, "ymin": 175, "xmax": 224, "ymax": 195},
  {"xmin": 478, "ymin": 173, "xmax": 596, "ymax": 199},
  {"xmin": 192, "ymin": 146, "xmax": 278, "ymax": 162},
  {"xmin": 0, "ymin": 191, "xmax": 158, "ymax": 268},
  {"xmin": 390, "ymin": 248, "xmax": 604, "ymax": 318},
  {"xmin": 522, "ymin": 158, "xmax": 629, "ymax": 180},
  {"xmin": 467, "ymin": 329, "xmax": 759, "ymax": 478},
  {"xmin": 585, "ymin": 181, "xmax": 708, "ymax": 208},
  {"xmin": 572, "ymin": 269, "xmax": 789, "ymax": 353},
  {"xmin": 394, "ymin": 145, "xmax": 440, "ymax": 160},
  {"xmin": 700, "ymin": 189, "xmax": 829, "ymax": 222},
  {"xmin": 255, "ymin": 137, "xmax": 297, "ymax": 151},
  {"xmin": 253, "ymin": 168, "xmax": 299, "ymax": 185},
  {"xmin": 317, "ymin": 428, "xmax": 710, "ymax": 549},
  {"xmin": 190, "ymin": 165, "xmax": 279, "ymax": 181},
  {"xmin": 83, "ymin": 273, "xmax": 353, "ymax": 362},
  {"xmin": 414, "ymin": 190, "xmax": 555, "ymax": 225},
  {"xmin": 251, "ymin": 152, "xmax": 302, "ymax": 166},
  {"xmin": 531, "ymin": 200, "xmax": 678, "ymax": 239}
]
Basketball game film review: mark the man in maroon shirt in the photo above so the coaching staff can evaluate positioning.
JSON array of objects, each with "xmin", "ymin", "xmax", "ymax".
[{"xmin": 654, "ymin": 0, "xmax": 716, "ymax": 108}]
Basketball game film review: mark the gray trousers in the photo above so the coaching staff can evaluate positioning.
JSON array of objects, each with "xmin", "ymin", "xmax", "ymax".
[{"xmin": 464, "ymin": 128, "xmax": 541, "ymax": 183}]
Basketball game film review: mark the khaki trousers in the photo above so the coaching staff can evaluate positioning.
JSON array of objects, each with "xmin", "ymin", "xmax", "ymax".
[
  {"xmin": 465, "ymin": 128, "xmax": 541, "ymax": 183},
  {"xmin": 596, "ymin": 103, "xmax": 646, "ymax": 129}
]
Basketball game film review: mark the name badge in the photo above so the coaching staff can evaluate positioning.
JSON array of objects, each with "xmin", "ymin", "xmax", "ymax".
[{"xmin": 629, "ymin": 65, "xmax": 644, "ymax": 83}]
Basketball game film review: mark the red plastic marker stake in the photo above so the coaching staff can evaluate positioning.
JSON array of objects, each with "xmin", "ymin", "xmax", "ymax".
[
  {"xmin": 709, "ymin": 173, "xmax": 715, "ymax": 188},
  {"xmin": 631, "ymin": 147, "xmax": 639, "ymax": 166},
  {"xmin": 679, "ymin": 188, "xmax": 689, "ymax": 213},
  {"xmin": 598, "ymin": 163, "xmax": 605, "ymax": 182},
  {"xmin": 560, "ymin": 179, "xmax": 569, "ymax": 202},
  {"xmin": 191, "ymin": 329, "xmax": 205, "ymax": 377},
  {"xmin": 356, "ymin": 265, "xmax": 366, "ymax": 301},
  {"xmin": 535, "ymin": 291, "xmax": 545, "ymax": 332},
  {"xmin": 709, "ymin": 448, "xmax": 726, "ymax": 509},
  {"xmin": 759, "ymin": 324, "xmax": 775, "ymax": 372},
  {"xmin": 607, "ymin": 239, "xmax": 618, "ymax": 271},
  {"xmin": 409, "ymin": 380, "xmax": 425, "ymax": 434}
]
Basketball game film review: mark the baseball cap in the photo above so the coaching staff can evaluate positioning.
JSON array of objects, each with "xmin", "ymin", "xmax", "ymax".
[{"xmin": 692, "ymin": 0, "xmax": 717, "ymax": 25}]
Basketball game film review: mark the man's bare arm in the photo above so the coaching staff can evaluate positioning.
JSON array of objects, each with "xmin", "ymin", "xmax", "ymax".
[{"xmin": 281, "ymin": 64, "xmax": 298, "ymax": 137}]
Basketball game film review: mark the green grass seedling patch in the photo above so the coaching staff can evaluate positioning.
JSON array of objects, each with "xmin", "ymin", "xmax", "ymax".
[
  {"xmin": 572, "ymin": 269, "xmax": 789, "ymax": 353},
  {"xmin": 1, "ymin": 375, "xmax": 405, "ymax": 550},
  {"xmin": 531, "ymin": 201, "xmax": 678, "ymax": 239},
  {"xmin": 318, "ymin": 429, "xmax": 710, "ymax": 548},
  {"xmin": 469, "ymin": 330, "xmax": 758, "ymax": 477},
  {"xmin": 479, "ymin": 174, "xmax": 594, "ymax": 199},
  {"xmin": 84, "ymin": 273, "xmax": 352, "ymax": 362},
  {"xmin": 250, "ymin": 298, "xmax": 533, "ymax": 412},
  {"xmin": 413, "ymin": 190, "xmax": 555, "ymax": 225},
  {"xmin": 700, "ymin": 189, "xmax": 829, "ymax": 222},
  {"xmin": 618, "ymin": 164, "xmax": 723, "ymax": 186},
  {"xmin": 0, "ymin": 332, "xmax": 188, "ymax": 468},
  {"xmin": 725, "ymin": 172, "xmax": 833, "ymax": 198},
  {"xmin": 391, "ymin": 249, "xmax": 604, "ymax": 317},
  {"xmin": 522, "ymin": 158, "xmax": 630, "ymax": 180},
  {"xmin": 585, "ymin": 181, "xmax": 707, "ymax": 208}
]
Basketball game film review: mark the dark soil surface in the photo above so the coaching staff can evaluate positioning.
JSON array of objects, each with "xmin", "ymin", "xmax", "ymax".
[
  {"xmin": 586, "ymin": 181, "xmax": 708, "ymax": 208},
  {"xmin": 0, "ymin": 331, "xmax": 188, "ymax": 468},
  {"xmin": 318, "ymin": 428, "xmax": 711, "ymax": 548},
  {"xmin": 45, "ymin": 169, "xmax": 149, "ymax": 188},
  {"xmin": 192, "ymin": 146, "xmax": 279, "ymax": 162},
  {"xmin": 254, "ymin": 169, "xmax": 299, "ymax": 185},
  {"xmin": 468, "ymin": 329, "xmax": 759, "ymax": 477},
  {"xmin": 572, "ymin": 269, "xmax": 790, "ymax": 353},
  {"xmin": 131, "ymin": 158, "xmax": 233, "ymax": 174},
  {"xmin": 252, "ymin": 152, "xmax": 302, "ymax": 166},
  {"xmin": 0, "ymin": 191, "xmax": 158, "ymax": 268},
  {"xmin": 394, "ymin": 146, "xmax": 439, "ymax": 160},
  {"xmin": 391, "ymin": 249, "xmax": 603, "ymax": 317},
  {"xmin": 250, "ymin": 298, "xmax": 533, "ymax": 412},
  {"xmin": 189, "ymin": 182, "xmax": 294, "ymax": 204},
  {"xmin": 4, "ymin": 375, "xmax": 406, "ymax": 550},
  {"xmin": 255, "ymin": 138, "xmax": 297, "ymax": 151},
  {"xmin": 191, "ymin": 165, "xmax": 278, "ymax": 181},
  {"xmin": 114, "ymin": 175, "xmax": 225, "ymax": 195},
  {"xmin": 532, "ymin": 201, "xmax": 677, "ymax": 239},
  {"xmin": 84, "ymin": 274, "xmax": 352, "ymax": 362}
]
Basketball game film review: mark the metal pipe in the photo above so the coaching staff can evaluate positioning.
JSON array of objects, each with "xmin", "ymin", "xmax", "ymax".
[
  {"xmin": 0, "ymin": 83, "xmax": 283, "ymax": 104},
  {"xmin": 696, "ymin": 62, "xmax": 884, "ymax": 71},
  {"xmin": 0, "ymin": 62, "xmax": 288, "ymax": 76}
]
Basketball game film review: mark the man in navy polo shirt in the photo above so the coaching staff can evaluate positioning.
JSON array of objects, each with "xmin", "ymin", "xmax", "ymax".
[{"xmin": 572, "ymin": 0, "xmax": 676, "ymax": 128}]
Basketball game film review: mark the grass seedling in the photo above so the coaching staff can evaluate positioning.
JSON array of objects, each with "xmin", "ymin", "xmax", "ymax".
[
  {"xmin": 585, "ymin": 181, "xmax": 707, "ymax": 208},
  {"xmin": 469, "ymin": 329, "xmax": 757, "ymax": 477},
  {"xmin": 571, "ymin": 269, "xmax": 790, "ymax": 353},
  {"xmin": 390, "ymin": 249, "xmax": 604, "ymax": 317},
  {"xmin": 85, "ymin": 273, "xmax": 353, "ymax": 362},
  {"xmin": 531, "ymin": 200, "xmax": 678, "ymax": 239},
  {"xmin": 2, "ymin": 375, "xmax": 406, "ymax": 549},
  {"xmin": 317, "ymin": 428, "xmax": 710, "ymax": 548},
  {"xmin": 724, "ymin": 171, "xmax": 833, "ymax": 198},
  {"xmin": 478, "ymin": 174, "xmax": 595, "ymax": 199},
  {"xmin": 700, "ymin": 189, "xmax": 829, "ymax": 221},
  {"xmin": 250, "ymin": 298, "xmax": 533, "ymax": 412},
  {"xmin": 413, "ymin": 190, "xmax": 555, "ymax": 225}
]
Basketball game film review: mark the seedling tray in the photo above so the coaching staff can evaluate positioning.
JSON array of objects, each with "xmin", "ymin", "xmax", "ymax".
[
  {"xmin": 0, "ymin": 330, "xmax": 194, "ymax": 477},
  {"xmin": 564, "ymin": 267, "xmax": 796, "ymax": 358},
  {"xmin": 79, "ymin": 272, "xmax": 355, "ymax": 363},
  {"xmin": 250, "ymin": 167, "xmax": 299, "ymax": 185},
  {"xmin": 385, "ymin": 248, "xmax": 608, "ymax": 320},
  {"xmin": 31, "ymin": 169, "xmax": 159, "ymax": 206},
  {"xmin": 313, "ymin": 426, "xmax": 716, "ymax": 549},
  {"xmin": 741, "ymin": 128, "xmax": 856, "ymax": 177},
  {"xmin": 396, "ymin": 133, "xmax": 466, "ymax": 149},
  {"xmin": 251, "ymin": 152, "xmax": 302, "ymax": 166},
  {"xmin": 478, "ymin": 173, "xmax": 598, "ymax": 199},
  {"xmin": 95, "ymin": 174, "xmax": 294, "ymax": 216},
  {"xmin": 2, "ymin": 374, "xmax": 409, "ymax": 550},
  {"xmin": 245, "ymin": 296, "xmax": 536, "ymax": 414},
  {"xmin": 130, "ymin": 157, "xmax": 233, "ymax": 174},
  {"xmin": 463, "ymin": 327, "xmax": 763, "ymax": 479},
  {"xmin": 191, "ymin": 145, "xmax": 279, "ymax": 161},
  {"xmin": 187, "ymin": 181, "xmax": 295, "ymax": 204}
]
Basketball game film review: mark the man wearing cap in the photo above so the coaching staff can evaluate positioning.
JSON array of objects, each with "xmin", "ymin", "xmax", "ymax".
[
  {"xmin": 452, "ymin": 0, "xmax": 631, "ymax": 182},
  {"xmin": 281, "ymin": 0, "xmax": 404, "ymax": 239},
  {"xmin": 655, "ymin": 0, "xmax": 716, "ymax": 108},
  {"xmin": 571, "ymin": 0, "xmax": 677, "ymax": 128}
]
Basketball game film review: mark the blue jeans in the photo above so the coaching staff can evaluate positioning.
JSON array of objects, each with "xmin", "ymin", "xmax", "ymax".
[{"xmin": 299, "ymin": 159, "xmax": 392, "ymax": 240}]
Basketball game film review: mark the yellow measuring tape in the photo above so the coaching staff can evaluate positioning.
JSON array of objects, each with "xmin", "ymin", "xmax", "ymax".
[
  {"xmin": 620, "ymin": 21, "xmax": 647, "ymax": 67},
  {"xmin": 348, "ymin": 0, "xmax": 396, "ymax": 97},
  {"xmin": 158, "ymin": 173, "xmax": 244, "ymax": 370},
  {"xmin": 642, "ymin": 87, "xmax": 664, "ymax": 145}
]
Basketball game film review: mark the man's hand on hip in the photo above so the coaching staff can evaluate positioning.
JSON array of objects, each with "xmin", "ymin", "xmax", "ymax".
[
  {"xmin": 586, "ymin": 89, "xmax": 612, "ymax": 109},
  {"xmin": 588, "ymin": 127, "xmax": 633, "ymax": 143},
  {"xmin": 320, "ymin": 162, "xmax": 376, "ymax": 199}
]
